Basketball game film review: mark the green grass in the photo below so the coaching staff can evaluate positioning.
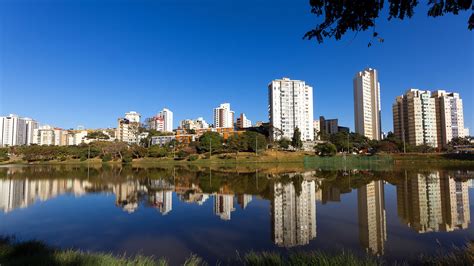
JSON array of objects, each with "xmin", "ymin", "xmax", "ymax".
[
  {"xmin": 1, "ymin": 237, "xmax": 474, "ymax": 266},
  {"xmin": 240, "ymin": 251, "xmax": 379, "ymax": 266},
  {"xmin": 0, "ymin": 237, "xmax": 166, "ymax": 266}
]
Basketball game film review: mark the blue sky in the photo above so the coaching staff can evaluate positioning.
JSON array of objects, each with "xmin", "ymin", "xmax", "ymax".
[{"xmin": 1, "ymin": 0, "xmax": 472, "ymax": 132}]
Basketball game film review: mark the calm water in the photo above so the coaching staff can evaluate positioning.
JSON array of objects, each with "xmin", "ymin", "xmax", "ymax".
[{"xmin": 0, "ymin": 165, "xmax": 472, "ymax": 264}]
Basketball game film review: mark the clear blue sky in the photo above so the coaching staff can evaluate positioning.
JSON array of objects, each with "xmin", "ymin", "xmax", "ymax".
[{"xmin": 1, "ymin": 0, "xmax": 472, "ymax": 132}]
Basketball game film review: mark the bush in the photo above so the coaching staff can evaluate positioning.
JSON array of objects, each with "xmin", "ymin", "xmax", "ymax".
[
  {"xmin": 277, "ymin": 137, "xmax": 291, "ymax": 150},
  {"xmin": 101, "ymin": 154, "xmax": 112, "ymax": 162},
  {"xmin": 175, "ymin": 150, "xmax": 189, "ymax": 160},
  {"xmin": 0, "ymin": 148, "xmax": 9, "ymax": 162},
  {"xmin": 315, "ymin": 142, "xmax": 337, "ymax": 156},
  {"xmin": 122, "ymin": 154, "xmax": 133, "ymax": 164},
  {"xmin": 188, "ymin": 154, "xmax": 199, "ymax": 161},
  {"xmin": 79, "ymin": 155, "xmax": 87, "ymax": 161},
  {"xmin": 147, "ymin": 145, "xmax": 169, "ymax": 158}
]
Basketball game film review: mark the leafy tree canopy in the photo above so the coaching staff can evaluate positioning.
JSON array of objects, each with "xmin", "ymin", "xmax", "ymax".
[{"xmin": 304, "ymin": 0, "xmax": 473, "ymax": 46}]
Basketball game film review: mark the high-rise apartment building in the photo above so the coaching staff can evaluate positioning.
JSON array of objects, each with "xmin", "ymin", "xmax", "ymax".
[
  {"xmin": 236, "ymin": 113, "xmax": 252, "ymax": 129},
  {"xmin": 24, "ymin": 118, "xmax": 39, "ymax": 145},
  {"xmin": 158, "ymin": 108, "xmax": 173, "ymax": 132},
  {"xmin": 0, "ymin": 114, "xmax": 27, "ymax": 147},
  {"xmin": 117, "ymin": 111, "xmax": 141, "ymax": 144},
  {"xmin": 353, "ymin": 68, "xmax": 382, "ymax": 140},
  {"xmin": 268, "ymin": 78, "xmax": 314, "ymax": 141},
  {"xmin": 213, "ymin": 103, "xmax": 234, "ymax": 128},
  {"xmin": 393, "ymin": 89, "xmax": 438, "ymax": 147},
  {"xmin": 432, "ymin": 90, "xmax": 466, "ymax": 147}
]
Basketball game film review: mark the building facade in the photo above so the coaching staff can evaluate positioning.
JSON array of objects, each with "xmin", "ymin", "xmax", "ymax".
[
  {"xmin": 24, "ymin": 118, "xmax": 39, "ymax": 145},
  {"xmin": 117, "ymin": 111, "xmax": 141, "ymax": 144},
  {"xmin": 268, "ymin": 78, "xmax": 314, "ymax": 141},
  {"xmin": 0, "ymin": 114, "xmax": 27, "ymax": 147},
  {"xmin": 213, "ymin": 103, "xmax": 234, "ymax": 128},
  {"xmin": 353, "ymin": 68, "xmax": 382, "ymax": 140},
  {"xmin": 158, "ymin": 108, "xmax": 173, "ymax": 132},
  {"xmin": 236, "ymin": 113, "xmax": 252, "ymax": 129},
  {"xmin": 432, "ymin": 90, "xmax": 466, "ymax": 147},
  {"xmin": 393, "ymin": 89, "xmax": 438, "ymax": 147}
]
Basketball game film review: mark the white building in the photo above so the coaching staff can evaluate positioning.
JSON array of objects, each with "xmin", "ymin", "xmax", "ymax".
[
  {"xmin": 117, "ymin": 112, "xmax": 141, "ymax": 144},
  {"xmin": 213, "ymin": 103, "xmax": 235, "ymax": 128},
  {"xmin": 268, "ymin": 77, "xmax": 314, "ymax": 141},
  {"xmin": 158, "ymin": 108, "xmax": 173, "ymax": 132},
  {"xmin": 432, "ymin": 90, "xmax": 466, "ymax": 147},
  {"xmin": 0, "ymin": 114, "xmax": 27, "ymax": 147},
  {"xmin": 147, "ymin": 108, "xmax": 174, "ymax": 132},
  {"xmin": 24, "ymin": 118, "xmax": 39, "ymax": 145},
  {"xmin": 32, "ymin": 126, "xmax": 68, "ymax": 146},
  {"xmin": 393, "ymin": 89, "xmax": 438, "ymax": 147},
  {"xmin": 353, "ymin": 68, "xmax": 382, "ymax": 140},
  {"xmin": 125, "ymin": 111, "xmax": 141, "ymax": 123},
  {"xmin": 236, "ymin": 113, "xmax": 252, "ymax": 129},
  {"xmin": 180, "ymin": 117, "xmax": 209, "ymax": 131},
  {"xmin": 66, "ymin": 130, "xmax": 88, "ymax": 145}
]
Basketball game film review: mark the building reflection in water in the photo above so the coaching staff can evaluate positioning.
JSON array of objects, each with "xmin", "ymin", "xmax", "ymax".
[
  {"xmin": 214, "ymin": 194, "xmax": 235, "ymax": 220},
  {"xmin": 358, "ymin": 180, "xmax": 387, "ymax": 255},
  {"xmin": 237, "ymin": 194, "xmax": 252, "ymax": 209},
  {"xmin": 0, "ymin": 178, "xmax": 93, "ymax": 213},
  {"xmin": 1, "ymin": 168, "xmax": 471, "ymax": 252},
  {"xmin": 271, "ymin": 178, "xmax": 317, "ymax": 248},
  {"xmin": 396, "ymin": 170, "xmax": 470, "ymax": 233}
]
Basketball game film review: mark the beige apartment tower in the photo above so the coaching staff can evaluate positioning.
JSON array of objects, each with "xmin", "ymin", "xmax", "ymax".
[
  {"xmin": 353, "ymin": 68, "xmax": 381, "ymax": 140},
  {"xmin": 392, "ymin": 89, "xmax": 438, "ymax": 148},
  {"xmin": 432, "ymin": 90, "xmax": 465, "ymax": 147}
]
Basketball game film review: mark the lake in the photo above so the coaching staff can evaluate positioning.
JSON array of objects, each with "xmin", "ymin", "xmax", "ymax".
[{"xmin": 0, "ymin": 164, "xmax": 472, "ymax": 264}]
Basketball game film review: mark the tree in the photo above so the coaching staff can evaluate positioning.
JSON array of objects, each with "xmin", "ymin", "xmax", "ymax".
[
  {"xmin": 291, "ymin": 127, "xmax": 303, "ymax": 150},
  {"xmin": 329, "ymin": 132, "xmax": 352, "ymax": 152},
  {"xmin": 278, "ymin": 137, "xmax": 291, "ymax": 150},
  {"xmin": 242, "ymin": 131, "xmax": 267, "ymax": 153},
  {"xmin": 315, "ymin": 142, "xmax": 337, "ymax": 156},
  {"xmin": 197, "ymin": 132, "xmax": 223, "ymax": 153},
  {"xmin": 304, "ymin": 1, "xmax": 473, "ymax": 46},
  {"xmin": 85, "ymin": 131, "xmax": 110, "ymax": 141}
]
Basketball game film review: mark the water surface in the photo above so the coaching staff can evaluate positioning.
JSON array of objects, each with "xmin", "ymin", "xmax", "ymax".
[{"xmin": 0, "ymin": 165, "xmax": 472, "ymax": 264}]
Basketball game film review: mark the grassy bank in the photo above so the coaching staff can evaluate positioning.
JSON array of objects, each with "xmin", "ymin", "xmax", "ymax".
[
  {"xmin": 2, "ymin": 151, "xmax": 473, "ymax": 171},
  {"xmin": 1, "ymin": 237, "xmax": 472, "ymax": 266}
]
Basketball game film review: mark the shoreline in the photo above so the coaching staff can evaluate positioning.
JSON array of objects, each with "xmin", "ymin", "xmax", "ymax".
[{"xmin": 2, "ymin": 152, "xmax": 473, "ymax": 169}]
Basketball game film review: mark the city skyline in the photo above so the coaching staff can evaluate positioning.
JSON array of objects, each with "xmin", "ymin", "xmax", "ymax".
[{"xmin": 1, "ymin": 1, "xmax": 472, "ymax": 132}]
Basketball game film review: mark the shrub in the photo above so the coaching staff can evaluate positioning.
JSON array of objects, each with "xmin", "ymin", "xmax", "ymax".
[
  {"xmin": 101, "ymin": 154, "xmax": 112, "ymax": 162},
  {"xmin": 122, "ymin": 154, "xmax": 133, "ymax": 164},
  {"xmin": 175, "ymin": 150, "xmax": 189, "ymax": 160},
  {"xmin": 147, "ymin": 145, "xmax": 169, "ymax": 158},
  {"xmin": 0, "ymin": 148, "xmax": 9, "ymax": 162},
  {"xmin": 188, "ymin": 154, "xmax": 199, "ymax": 161},
  {"xmin": 314, "ymin": 143, "xmax": 337, "ymax": 156}
]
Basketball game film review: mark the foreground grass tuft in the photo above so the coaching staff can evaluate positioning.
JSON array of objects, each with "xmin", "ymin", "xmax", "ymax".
[
  {"xmin": 241, "ymin": 251, "xmax": 379, "ymax": 266},
  {"xmin": 0, "ymin": 237, "xmax": 164, "ymax": 266}
]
